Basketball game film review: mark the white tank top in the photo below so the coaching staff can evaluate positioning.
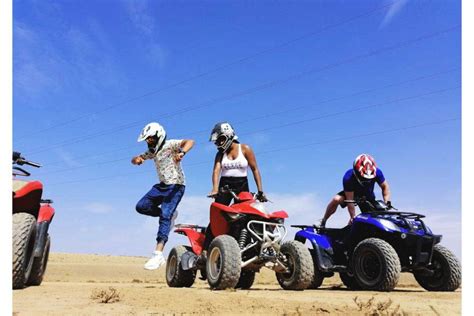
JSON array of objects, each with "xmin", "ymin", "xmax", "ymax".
[{"xmin": 221, "ymin": 144, "xmax": 248, "ymax": 177}]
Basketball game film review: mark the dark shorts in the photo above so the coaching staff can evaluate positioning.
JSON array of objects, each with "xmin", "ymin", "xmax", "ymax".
[
  {"xmin": 336, "ymin": 191, "xmax": 376, "ymax": 209},
  {"xmin": 336, "ymin": 191, "xmax": 349, "ymax": 208},
  {"xmin": 216, "ymin": 176, "xmax": 249, "ymax": 206}
]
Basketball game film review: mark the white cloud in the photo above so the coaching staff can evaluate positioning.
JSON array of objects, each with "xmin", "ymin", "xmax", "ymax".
[
  {"xmin": 380, "ymin": 0, "xmax": 409, "ymax": 29},
  {"xmin": 83, "ymin": 202, "xmax": 115, "ymax": 214},
  {"xmin": 13, "ymin": 24, "xmax": 58, "ymax": 99},
  {"xmin": 14, "ymin": 13, "xmax": 129, "ymax": 104},
  {"xmin": 53, "ymin": 148, "xmax": 82, "ymax": 168},
  {"xmin": 125, "ymin": 0, "xmax": 155, "ymax": 36},
  {"xmin": 247, "ymin": 132, "xmax": 271, "ymax": 146},
  {"xmin": 124, "ymin": 0, "xmax": 167, "ymax": 68},
  {"xmin": 51, "ymin": 192, "xmax": 461, "ymax": 259}
]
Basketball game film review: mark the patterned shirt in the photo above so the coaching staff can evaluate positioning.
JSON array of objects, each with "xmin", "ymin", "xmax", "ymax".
[{"xmin": 140, "ymin": 139, "xmax": 185, "ymax": 185}]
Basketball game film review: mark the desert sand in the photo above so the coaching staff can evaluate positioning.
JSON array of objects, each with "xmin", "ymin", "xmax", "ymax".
[{"xmin": 12, "ymin": 253, "xmax": 461, "ymax": 315}]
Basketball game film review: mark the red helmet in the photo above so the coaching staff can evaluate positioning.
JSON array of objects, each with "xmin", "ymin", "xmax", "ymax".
[{"xmin": 353, "ymin": 154, "xmax": 377, "ymax": 179}]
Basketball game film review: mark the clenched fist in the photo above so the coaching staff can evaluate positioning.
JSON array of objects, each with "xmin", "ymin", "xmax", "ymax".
[{"xmin": 131, "ymin": 156, "xmax": 144, "ymax": 165}]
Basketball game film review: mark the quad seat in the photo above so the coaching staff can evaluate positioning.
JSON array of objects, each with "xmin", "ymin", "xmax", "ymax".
[
  {"xmin": 318, "ymin": 225, "xmax": 352, "ymax": 239},
  {"xmin": 13, "ymin": 179, "xmax": 43, "ymax": 216}
]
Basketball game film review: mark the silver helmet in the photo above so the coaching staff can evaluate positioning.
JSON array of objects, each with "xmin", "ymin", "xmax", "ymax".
[{"xmin": 209, "ymin": 122, "xmax": 238, "ymax": 152}]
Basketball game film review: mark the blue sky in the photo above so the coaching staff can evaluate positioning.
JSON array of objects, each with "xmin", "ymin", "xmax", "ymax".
[{"xmin": 12, "ymin": 0, "xmax": 461, "ymax": 258}]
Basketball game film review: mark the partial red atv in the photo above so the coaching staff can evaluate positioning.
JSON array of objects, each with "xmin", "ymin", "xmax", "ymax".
[
  {"xmin": 165, "ymin": 186, "xmax": 314, "ymax": 290},
  {"xmin": 12, "ymin": 152, "xmax": 55, "ymax": 289}
]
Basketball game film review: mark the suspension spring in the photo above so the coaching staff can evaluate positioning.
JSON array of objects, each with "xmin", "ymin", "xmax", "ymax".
[{"xmin": 238, "ymin": 228, "xmax": 249, "ymax": 249}]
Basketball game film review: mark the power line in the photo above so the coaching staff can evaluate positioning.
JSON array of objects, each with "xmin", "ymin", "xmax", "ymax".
[
  {"xmin": 37, "ymin": 85, "xmax": 460, "ymax": 175},
  {"xmin": 45, "ymin": 117, "xmax": 459, "ymax": 186},
  {"xmin": 38, "ymin": 67, "xmax": 459, "ymax": 167},
  {"xmin": 35, "ymin": 71, "xmax": 460, "ymax": 172},
  {"xmin": 234, "ymin": 86, "xmax": 460, "ymax": 142},
  {"xmin": 41, "ymin": 145, "xmax": 133, "ymax": 166},
  {"xmin": 15, "ymin": 0, "xmax": 402, "ymax": 141},
  {"xmin": 25, "ymin": 25, "xmax": 460, "ymax": 155}
]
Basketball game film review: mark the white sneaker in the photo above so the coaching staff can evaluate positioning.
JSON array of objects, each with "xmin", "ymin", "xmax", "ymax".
[{"xmin": 144, "ymin": 251, "xmax": 165, "ymax": 270}]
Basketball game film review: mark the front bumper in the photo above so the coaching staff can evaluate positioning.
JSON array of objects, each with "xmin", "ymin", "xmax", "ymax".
[{"xmin": 398, "ymin": 232, "xmax": 442, "ymax": 267}]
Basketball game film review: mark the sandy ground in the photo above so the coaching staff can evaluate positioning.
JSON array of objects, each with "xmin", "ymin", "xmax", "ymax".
[{"xmin": 12, "ymin": 253, "xmax": 461, "ymax": 315}]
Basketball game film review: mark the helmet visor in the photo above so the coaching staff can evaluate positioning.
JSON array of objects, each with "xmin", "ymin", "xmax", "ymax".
[{"xmin": 215, "ymin": 135, "xmax": 227, "ymax": 147}]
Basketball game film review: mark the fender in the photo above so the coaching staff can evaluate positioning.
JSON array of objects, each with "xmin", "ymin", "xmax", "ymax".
[
  {"xmin": 269, "ymin": 210, "xmax": 288, "ymax": 219},
  {"xmin": 295, "ymin": 229, "xmax": 334, "ymax": 272},
  {"xmin": 13, "ymin": 180, "xmax": 43, "ymax": 216},
  {"xmin": 38, "ymin": 204, "xmax": 55, "ymax": 222},
  {"xmin": 175, "ymin": 227, "xmax": 205, "ymax": 256}
]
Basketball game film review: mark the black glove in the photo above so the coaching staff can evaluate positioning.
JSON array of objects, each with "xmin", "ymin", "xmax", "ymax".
[
  {"xmin": 13, "ymin": 151, "xmax": 21, "ymax": 162},
  {"xmin": 256, "ymin": 191, "xmax": 268, "ymax": 202}
]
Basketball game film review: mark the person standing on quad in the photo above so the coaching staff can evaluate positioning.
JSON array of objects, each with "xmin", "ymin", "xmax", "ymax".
[
  {"xmin": 131, "ymin": 122, "xmax": 194, "ymax": 270},
  {"xmin": 319, "ymin": 154, "xmax": 391, "ymax": 227},
  {"xmin": 208, "ymin": 122, "xmax": 268, "ymax": 204},
  {"xmin": 202, "ymin": 122, "xmax": 268, "ymax": 250}
]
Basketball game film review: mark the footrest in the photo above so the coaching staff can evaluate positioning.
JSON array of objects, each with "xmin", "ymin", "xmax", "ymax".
[{"xmin": 175, "ymin": 223, "xmax": 207, "ymax": 231}]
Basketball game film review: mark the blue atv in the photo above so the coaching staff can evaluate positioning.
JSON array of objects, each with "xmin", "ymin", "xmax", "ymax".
[{"xmin": 292, "ymin": 198, "xmax": 461, "ymax": 291}]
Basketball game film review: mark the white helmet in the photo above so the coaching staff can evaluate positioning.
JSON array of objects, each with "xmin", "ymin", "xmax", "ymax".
[
  {"xmin": 137, "ymin": 122, "xmax": 167, "ymax": 154},
  {"xmin": 209, "ymin": 122, "xmax": 238, "ymax": 152}
]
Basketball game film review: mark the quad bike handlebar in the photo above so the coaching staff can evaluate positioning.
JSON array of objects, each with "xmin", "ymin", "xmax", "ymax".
[
  {"xmin": 207, "ymin": 185, "xmax": 266, "ymax": 203},
  {"xmin": 12, "ymin": 152, "xmax": 41, "ymax": 177},
  {"xmin": 344, "ymin": 198, "xmax": 398, "ymax": 211},
  {"xmin": 207, "ymin": 185, "xmax": 273, "ymax": 203},
  {"xmin": 13, "ymin": 151, "xmax": 41, "ymax": 168},
  {"xmin": 206, "ymin": 185, "xmax": 243, "ymax": 202}
]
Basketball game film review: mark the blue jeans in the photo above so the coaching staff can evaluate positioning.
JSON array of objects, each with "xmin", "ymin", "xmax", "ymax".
[{"xmin": 136, "ymin": 183, "xmax": 185, "ymax": 244}]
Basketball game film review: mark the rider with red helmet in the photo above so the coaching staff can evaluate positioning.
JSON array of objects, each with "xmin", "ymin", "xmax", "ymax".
[{"xmin": 320, "ymin": 154, "xmax": 391, "ymax": 227}]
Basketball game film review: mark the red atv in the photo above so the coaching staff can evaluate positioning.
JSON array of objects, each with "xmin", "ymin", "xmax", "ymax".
[
  {"xmin": 165, "ymin": 186, "xmax": 314, "ymax": 290},
  {"xmin": 12, "ymin": 152, "xmax": 55, "ymax": 289}
]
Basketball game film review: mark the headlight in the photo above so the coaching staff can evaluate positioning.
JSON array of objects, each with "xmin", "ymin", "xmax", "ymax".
[{"xmin": 378, "ymin": 219, "xmax": 400, "ymax": 232}]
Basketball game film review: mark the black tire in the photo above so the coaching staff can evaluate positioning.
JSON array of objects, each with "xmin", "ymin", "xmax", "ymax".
[
  {"xmin": 307, "ymin": 270, "xmax": 324, "ymax": 289},
  {"xmin": 206, "ymin": 235, "xmax": 241, "ymax": 290},
  {"xmin": 276, "ymin": 240, "xmax": 314, "ymax": 290},
  {"xmin": 414, "ymin": 244, "xmax": 461, "ymax": 291},
  {"xmin": 235, "ymin": 270, "xmax": 256, "ymax": 289},
  {"xmin": 307, "ymin": 252, "xmax": 324, "ymax": 289},
  {"xmin": 339, "ymin": 272, "xmax": 362, "ymax": 290},
  {"xmin": 166, "ymin": 245, "xmax": 196, "ymax": 288},
  {"xmin": 12, "ymin": 213, "xmax": 37, "ymax": 289},
  {"xmin": 28, "ymin": 235, "xmax": 51, "ymax": 286},
  {"xmin": 352, "ymin": 238, "xmax": 401, "ymax": 291}
]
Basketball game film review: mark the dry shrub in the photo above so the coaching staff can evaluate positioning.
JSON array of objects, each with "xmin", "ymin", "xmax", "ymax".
[
  {"xmin": 353, "ymin": 296, "xmax": 408, "ymax": 316},
  {"xmin": 90, "ymin": 287, "xmax": 121, "ymax": 304}
]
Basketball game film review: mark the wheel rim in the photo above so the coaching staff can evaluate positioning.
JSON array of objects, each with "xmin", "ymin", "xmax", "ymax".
[
  {"xmin": 208, "ymin": 247, "xmax": 222, "ymax": 281},
  {"xmin": 280, "ymin": 252, "xmax": 296, "ymax": 281},
  {"xmin": 420, "ymin": 256, "xmax": 446, "ymax": 288},
  {"xmin": 356, "ymin": 248, "xmax": 382, "ymax": 285},
  {"xmin": 167, "ymin": 254, "xmax": 177, "ymax": 281}
]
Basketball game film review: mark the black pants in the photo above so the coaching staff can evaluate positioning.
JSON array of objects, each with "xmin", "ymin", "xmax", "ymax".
[
  {"xmin": 203, "ymin": 176, "xmax": 249, "ymax": 250},
  {"xmin": 215, "ymin": 176, "xmax": 249, "ymax": 206}
]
